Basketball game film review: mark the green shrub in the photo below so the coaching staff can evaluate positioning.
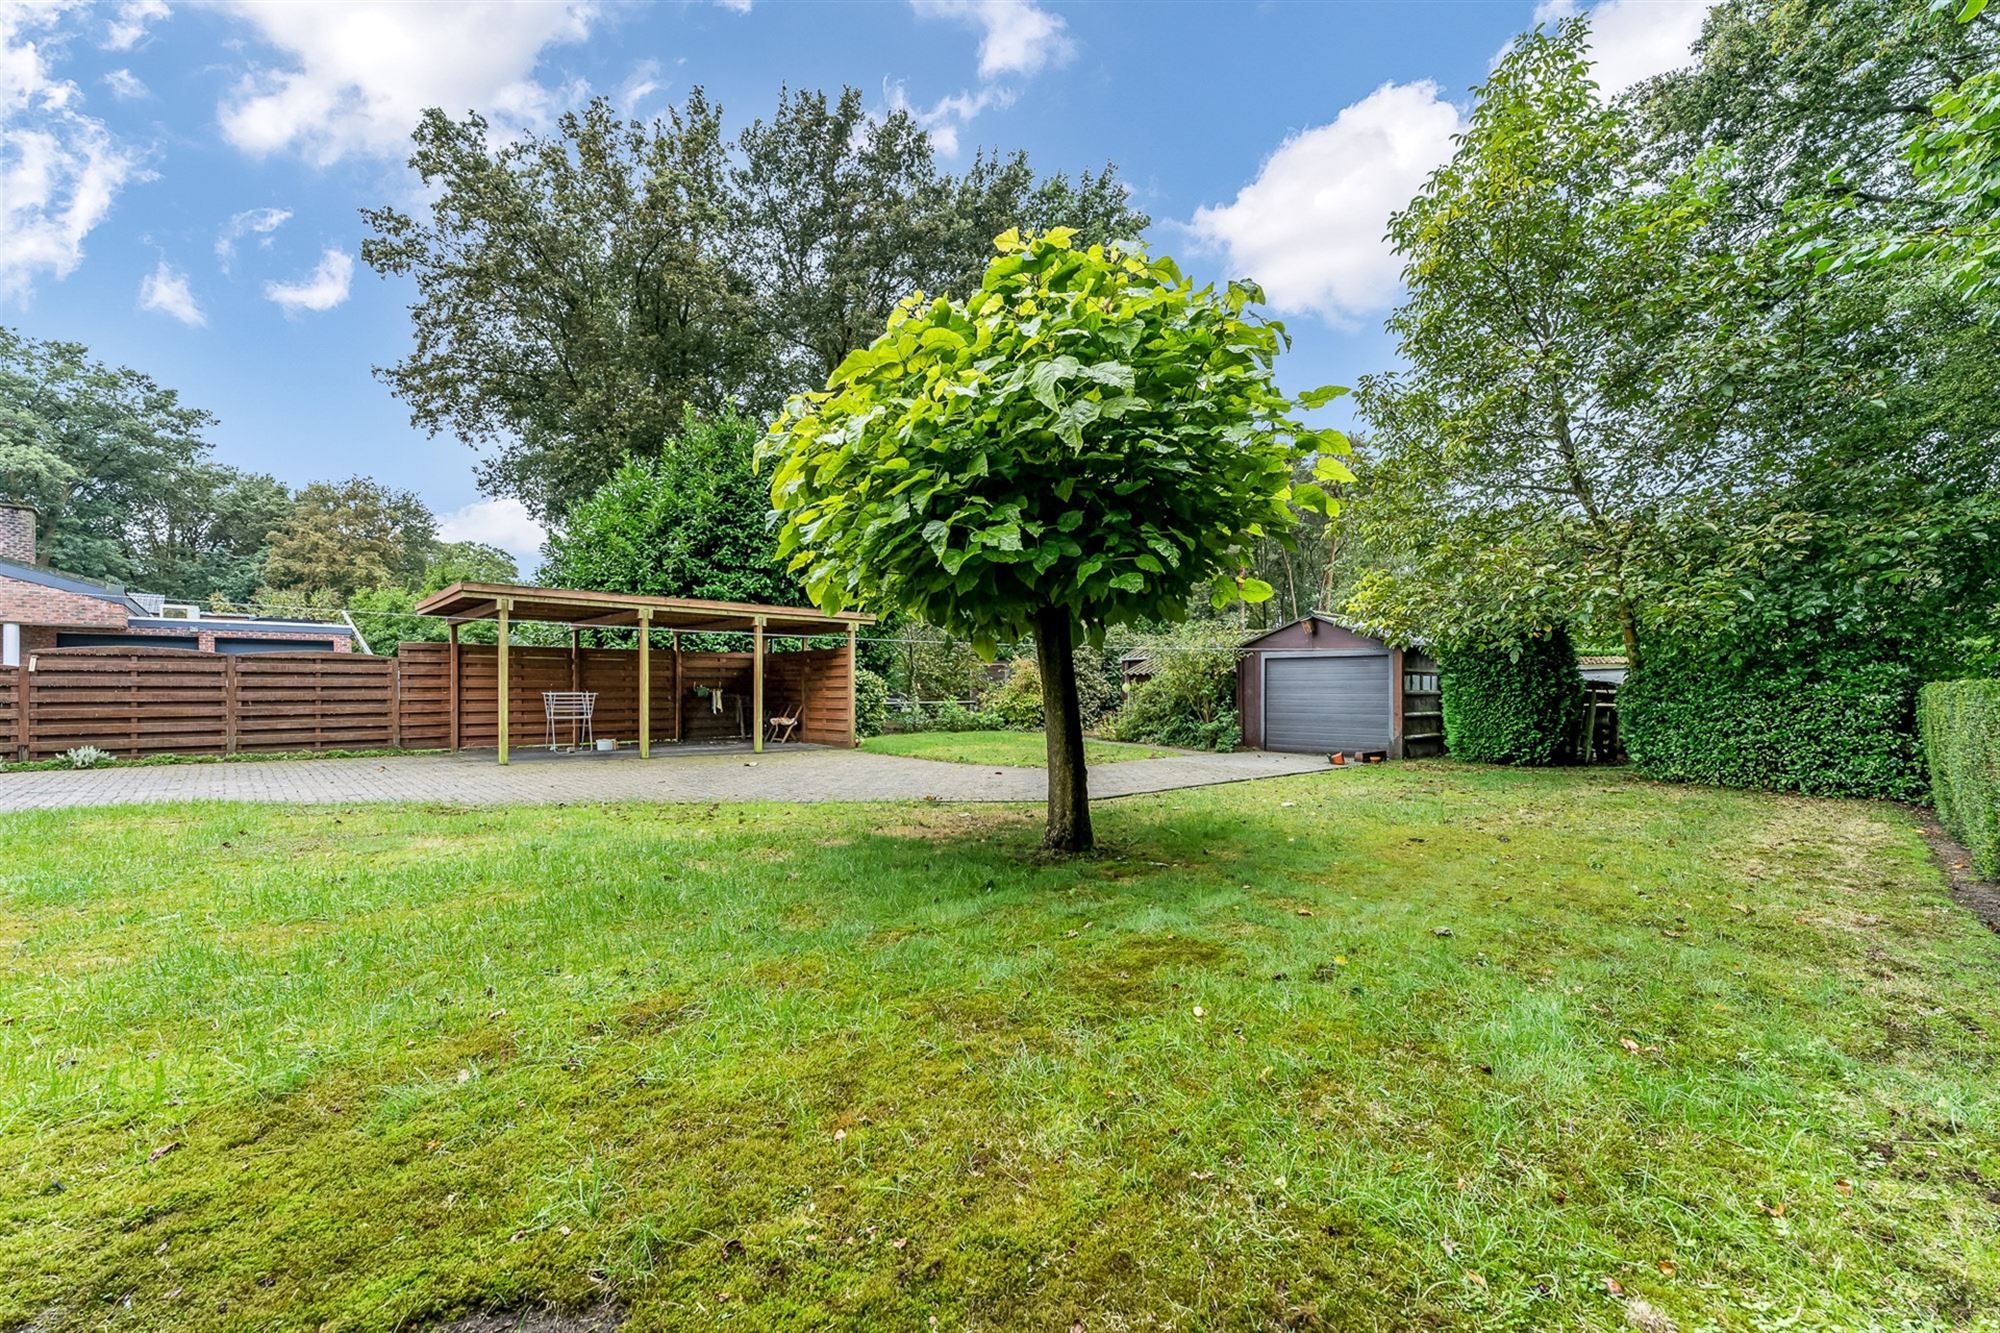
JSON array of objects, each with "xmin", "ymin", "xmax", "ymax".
[
  {"xmin": 1437, "ymin": 630, "xmax": 1582, "ymax": 765},
  {"xmin": 853, "ymin": 666, "xmax": 889, "ymax": 739},
  {"xmin": 983, "ymin": 649, "xmax": 1123, "ymax": 732},
  {"xmin": 1623, "ymin": 654, "xmax": 1926, "ymax": 801},
  {"xmin": 1919, "ymin": 680, "xmax": 1999, "ymax": 877},
  {"xmin": 1104, "ymin": 643, "xmax": 1240, "ymax": 752},
  {"xmin": 986, "ymin": 658, "xmax": 1045, "ymax": 730}
]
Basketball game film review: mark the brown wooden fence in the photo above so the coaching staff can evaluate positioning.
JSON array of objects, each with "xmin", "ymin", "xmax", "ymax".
[
  {"xmin": 3, "ymin": 641, "xmax": 854, "ymax": 760},
  {"xmin": 5, "ymin": 648, "xmax": 400, "ymax": 759}
]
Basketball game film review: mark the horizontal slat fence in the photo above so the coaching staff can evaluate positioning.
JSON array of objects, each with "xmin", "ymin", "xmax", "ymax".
[
  {"xmin": 4, "ymin": 639, "xmax": 854, "ymax": 761},
  {"xmin": 17, "ymin": 648, "xmax": 401, "ymax": 759}
]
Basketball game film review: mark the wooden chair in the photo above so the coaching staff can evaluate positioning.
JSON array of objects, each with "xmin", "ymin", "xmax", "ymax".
[{"xmin": 766, "ymin": 702, "xmax": 801, "ymax": 745}]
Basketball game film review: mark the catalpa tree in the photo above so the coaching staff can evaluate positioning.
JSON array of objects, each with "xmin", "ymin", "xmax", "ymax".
[{"xmin": 762, "ymin": 229, "xmax": 1349, "ymax": 851}]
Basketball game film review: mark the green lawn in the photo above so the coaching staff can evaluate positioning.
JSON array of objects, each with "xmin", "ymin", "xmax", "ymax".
[
  {"xmin": 861, "ymin": 728, "xmax": 1178, "ymax": 766},
  {"xmin": 3, "ymin": 766, "xmax": 1997, "ymax": 1330}
]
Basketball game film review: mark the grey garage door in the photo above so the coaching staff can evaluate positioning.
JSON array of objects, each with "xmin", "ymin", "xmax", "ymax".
[{"xmin": 1263, "ymin": 653, "xmax": 1392, "ymax": 753}]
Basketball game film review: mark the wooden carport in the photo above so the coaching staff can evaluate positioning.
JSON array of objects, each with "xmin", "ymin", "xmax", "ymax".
[{"xmin": 413, "ymin": 582, "xmax": 873, "ymax": 764}]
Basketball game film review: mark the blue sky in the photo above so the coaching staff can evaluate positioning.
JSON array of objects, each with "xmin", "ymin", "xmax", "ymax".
[{"xmin": 0, "ymin": 0, "xmax": 1715, "ymax": 569}]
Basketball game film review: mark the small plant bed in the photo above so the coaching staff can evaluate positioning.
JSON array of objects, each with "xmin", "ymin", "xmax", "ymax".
[
  {"xmin": 3, "ymin": 767, "xmax": 1996, "ymax": 1329},
  {"xmin": 0, "ymin": 747, "xmax": 448, "ymax": 775},
  {"xmin": 861, "ymin": 729, "xmax": 1179, "ymax": 767}
]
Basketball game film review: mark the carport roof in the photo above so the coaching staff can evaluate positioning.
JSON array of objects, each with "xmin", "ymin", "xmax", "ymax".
[{"xmin": 413, "ymin": 582, "xmax": 875, "ymax": 636}]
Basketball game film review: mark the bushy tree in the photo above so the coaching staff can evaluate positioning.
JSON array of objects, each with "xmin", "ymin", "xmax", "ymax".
[
  {"xmin": 1102, "ymin": 629, "xmax": 1242, "ymax": 752},
  {"xmin": 0, "ymin": 328, "xmax": 287, "ymax": 598},
  {"xmin": 364, "ymin": 90, "xmax": 1147, "ymax": 523},
  {"xmin": 262, "ymin": 477, "xmax": 435, "ymax": 600},
  {"xmin": 764, "ymin": 230, "xmax": 1347, "ymax": 850},
  {"xmin": 1348, "ymin": 22, "xmax": 1735, "ymax": 659},
  {"xmin": 541, "ymin": 410, "xmax": 798, "ymax": 607},
  {"xmin": 362, "ymin": 98, "xmax": 754, "ymax": 521}
]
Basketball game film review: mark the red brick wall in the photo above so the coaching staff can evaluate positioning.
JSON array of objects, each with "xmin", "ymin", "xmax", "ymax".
[{"xmin": 0, "ymin": 572, "xmax": 129, "ymax": 631}]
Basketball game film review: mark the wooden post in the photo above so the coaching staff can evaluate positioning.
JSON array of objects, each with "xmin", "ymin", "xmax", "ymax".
[
  {"xmin": 670, "ymin": 630, "xmax": 681, "ymax": 742},
  {"xmin": 846, "ymin": 623, "xmax": 858, "ymax": 747},
  {"xmin": 496, "ymin": 599, "xmax": 511, "ymax": 766},
  {"xmin": 752, "ymin": 616, "xmax": 765, "ymax": 753},
  {"xmin": 1582, "ymin": 690, "xmax": 1599, "ymax": 765},
  {"xmin": 569, "ymin": 628, "xmax": 580, "ymax": 692},
  {"xmin": 637, "ymin": 609, "xmax": 652, "ymax": 759},
  {"xmin": 224, "ymin": 656, "xmax": 240, "ymax": 755},
  {"xmin": 448, "ymin": 622, "xmax": 461, "ymax": 751},
  {"xmin": 14, "ymin": 659, "xmax": 28, "ymax": 761}
]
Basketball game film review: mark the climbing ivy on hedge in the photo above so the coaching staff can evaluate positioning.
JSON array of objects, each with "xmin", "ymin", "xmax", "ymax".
[
  {"xmin": 1919, "ymin": 680, "xmax": 1999, "ymax": 878},
  {"xmin": 1437, "ymin": 630, "xmax": 1582, "ymax": 765},
  {"xmin": 1622, "ymin": 653, "xmax": 1926, "ymax": 801}
]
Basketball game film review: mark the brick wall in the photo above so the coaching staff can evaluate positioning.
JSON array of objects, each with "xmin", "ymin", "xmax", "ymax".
[{"xmin": 0, "ymin": 572, "xmax": 129, "ymax": 631}]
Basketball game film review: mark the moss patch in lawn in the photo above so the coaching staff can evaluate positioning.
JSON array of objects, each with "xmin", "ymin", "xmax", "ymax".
[
  {"xmin": 860, "ymin": 729, "xmax": 1178, "ymax": 767},
  {"xmin": 2, "ymin": 765, "xmax": 1997, "ymax": 1330}
]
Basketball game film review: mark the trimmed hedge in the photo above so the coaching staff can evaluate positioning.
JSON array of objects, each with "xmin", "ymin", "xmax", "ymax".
[
  {"xmin": 1437, "ymin": 630, "xmax": 1582, "ymax": 765},
  {"xmin": 1622, "ymin": 657, "xmax": 1926, "ymax": 801},
  {"xmin": 1919, "ymin": 680, "xmax": 2000, "ymax": 877}
]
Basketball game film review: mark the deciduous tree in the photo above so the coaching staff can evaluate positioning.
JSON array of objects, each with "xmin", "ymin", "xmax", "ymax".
[{"xmin": 764, "ymin": 230, "xmax": 1347, "ymax": 851}]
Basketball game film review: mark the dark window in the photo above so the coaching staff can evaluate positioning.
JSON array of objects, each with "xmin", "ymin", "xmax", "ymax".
[
  {"xmin": 212, "ymin": 637, "xmax": 341, "ymax": 655},
  {"xmin": 56, "ymin": 632, "xmax": 199, "ymax": 651}
]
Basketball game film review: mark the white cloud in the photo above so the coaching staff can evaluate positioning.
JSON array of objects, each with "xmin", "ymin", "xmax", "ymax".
[
  {"xmin": 214, "ymin": 205, "xmax": 290, "ymax": 269},
  {"xmin": 618, "ymin": 59, "xmax": 664, "ymax": 115},
  {"xmin": 713, "ymin": 0, "xmax": 753, "ymax": 12},
  {"xmin": 262, "ymin": 245, "xmax": 352, "ymax": 313},
  {"xmin": 101, "ymin": 67, "xmax": 148, "ymax": 100},
  {"xmin": 213, "ymin": 1, "xmax": 595, "ymax": 165},
  {"xmin": 910, "ymin": 0, "xmax": 1074, "ymax": 80},
  {"xmin": 1529, "ymin": 0, "xmax": 1718, "ymax": 94},
  {"xmin": 0, "ymin": 4, "xmax": 144, "ymax": 302},
  {"xmin": 103, "ymin": 0, "xmax": 169, "ymax": 52},
  {"xmin": 883, "ymin": 80, "xmax": 1012, "ymax": 157},
  {"xmin": 138, "ymin": 257, "xmax": 204, "ymax": 326},
  {"xmin": 438, "ymin": 497, "xmax": 545, "ymax": 570},
  {"xmin": 1187, "ymin": 81, "xmax": 1465, "ymax": 324}
]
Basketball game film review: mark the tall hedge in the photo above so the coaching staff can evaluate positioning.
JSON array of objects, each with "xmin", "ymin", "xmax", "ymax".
[
  {"xmin": 1622, "ymin": 655, "xmax": 1926, "ymax": 801},
  {"xmin": 1437, "ymin": 630, "xmax": 1582, "ymax": 765},
  {"xmin": 1919, "ymin": 680, "xmax": 1999, "ymax": 877}
]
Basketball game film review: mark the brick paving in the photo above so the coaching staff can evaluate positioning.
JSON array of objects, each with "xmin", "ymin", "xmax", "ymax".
[{"xmin": 0, "ymin": 743, "xmax": 1337, "ymax": 812}]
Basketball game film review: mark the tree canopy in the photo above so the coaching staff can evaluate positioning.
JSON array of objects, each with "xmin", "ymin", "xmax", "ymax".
[
  {"xmin": 763, "ymin": 229, "xmax": 1347, "ymax": 849},
  {"xmin": 261, "ymin": 476, "xmax": 437, "ymax": 602},
  {"xmin": 541, "ymin": 409, "xmax": 799, "ymax": 607},
  {"xmin": 1346, "ymin": 21, "xmax": 1735, "ymax": 658},
  {"xmin": 1346, "ymin": 3, "xmax": 1998, "ymax": 681},
  {"xmin": 0, "ymin": 328, "xmax": 289, "ymax": 601},
  {"xmin": 363, "ymin": 87, "xmax": 1148, "ymax": 524}
]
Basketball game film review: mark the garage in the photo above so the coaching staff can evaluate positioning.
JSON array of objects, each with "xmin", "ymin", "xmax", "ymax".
[
  {"xmin": 1236, "ymin": 614, "xmax": 1441, "ymax": 758},
  {"xmin": 1261, "ymin": 652, "xmax": 1393, "ymax": 753}
]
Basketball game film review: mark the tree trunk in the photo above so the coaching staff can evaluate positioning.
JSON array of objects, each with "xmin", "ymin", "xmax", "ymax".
[{"xmin": 1035, "ymin": 607, "xmax": 1093, "ymax": 853}]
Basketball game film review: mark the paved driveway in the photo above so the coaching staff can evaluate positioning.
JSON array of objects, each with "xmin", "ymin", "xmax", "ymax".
[{"xmin": 0, "ymin": 745, "xmax": 1336, "ymax": 812}]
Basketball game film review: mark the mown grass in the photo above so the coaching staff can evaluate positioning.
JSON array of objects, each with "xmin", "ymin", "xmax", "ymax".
[
  {"xmin": 2, "ymin": 765, "xmax": 1997, "ymax": 1330},
  {"xmin": 861, "ymin": 729, "xmax": 1176, "ymax": 766}
]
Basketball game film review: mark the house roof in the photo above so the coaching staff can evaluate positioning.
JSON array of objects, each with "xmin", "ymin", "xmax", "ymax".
[
  {"xmin": 415, "ymin": 582, "xmax": 875, "ymax": 637},
  {"xmin": 126, "ymin": 616, "xmax": 351, "ymax": 637},
  {"xmin": 1238, "ymin": 612, "xmax": 1398, "ymax": 651},
  {"xmin": 0, "ymin": 557, "xmax": 149, "ymax": 614}
]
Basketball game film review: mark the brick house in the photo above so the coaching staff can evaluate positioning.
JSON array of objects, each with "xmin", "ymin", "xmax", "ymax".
[{"xmin": 0, "ymin": 500, "xmax": 355, "ymax": 666}]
